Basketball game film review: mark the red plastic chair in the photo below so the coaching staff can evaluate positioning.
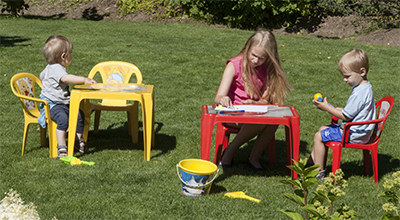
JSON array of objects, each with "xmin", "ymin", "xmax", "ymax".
[
  {"xmin": 326, "ymin": 96, "xmax": 394, "ymax": 183},
  {"xmin": 214, "ymin": 123, "xmax": 276, "ymax": 165}
]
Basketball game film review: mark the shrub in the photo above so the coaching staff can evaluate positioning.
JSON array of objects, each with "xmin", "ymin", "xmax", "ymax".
[
  {"xmin": 378, "ymin": 171, "xmax": 400, "ymax": 219},
  {"xmin": 279, "ymin": 159, "xmax": 357, "ymax": 220},
  {"xmin": 317, "ymin": 0, "xmax": 400, "ymax": 29},
  {"xmin": 170, "ymin": 0, "xmax": 318, "ymax": 29},
  {"xmin": 1, "ymin": 0, "xmax": 29, "ymax": 17}
]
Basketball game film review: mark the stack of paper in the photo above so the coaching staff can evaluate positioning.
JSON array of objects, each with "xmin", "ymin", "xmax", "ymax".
[{"xmin": 215, "ymin": 105, "xmax": 268, "ymax": 113}]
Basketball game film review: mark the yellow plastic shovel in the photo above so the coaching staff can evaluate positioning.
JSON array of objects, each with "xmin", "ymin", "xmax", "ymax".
[{"xmin": 224, "ymin": 191, "xmax": 260, "ymax": 203}]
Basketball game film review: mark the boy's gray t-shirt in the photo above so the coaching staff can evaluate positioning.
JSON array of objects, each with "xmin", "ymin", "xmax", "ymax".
[
  {"xmin": 342, "ymin": 82, "xmax": 376, "ymax": 144},
  {"xmin": 40, "ymin": 64, "xmax": 70, "ymax": 105}
]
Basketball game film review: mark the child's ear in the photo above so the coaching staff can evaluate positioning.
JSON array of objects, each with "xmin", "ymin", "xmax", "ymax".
[
  {"xmin": 61, "ymin": 53, "xmax": 66, "ymax": 60},
  {"xmin": 359, "ymin": 67, "xmax": 367, "ymax": 76}
]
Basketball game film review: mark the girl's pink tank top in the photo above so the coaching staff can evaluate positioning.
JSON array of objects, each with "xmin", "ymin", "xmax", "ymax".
[{"xmin": 227, "ymin": 55, "xmax": 268, "ymax": 105}]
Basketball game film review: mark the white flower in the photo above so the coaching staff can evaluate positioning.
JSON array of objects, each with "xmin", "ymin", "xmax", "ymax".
[{"xmin": 0, "ymin": 189, "xmax": 40, "ymax": 219}]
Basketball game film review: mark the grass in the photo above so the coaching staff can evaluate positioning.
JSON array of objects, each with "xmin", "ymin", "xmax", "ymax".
[{"xmin": 1, "ymin": 15, "xmax": 399, "ymax": 219}]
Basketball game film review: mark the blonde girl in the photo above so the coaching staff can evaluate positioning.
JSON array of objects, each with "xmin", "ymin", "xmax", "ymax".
[{"xmin": 215, "ymin": 30, "xmax": 291, "ymax": 170}]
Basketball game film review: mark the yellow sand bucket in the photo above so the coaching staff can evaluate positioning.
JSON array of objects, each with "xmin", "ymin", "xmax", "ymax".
[{"xmin": 177, "ymin": 159, "xmax": 219, "ymax": 197}]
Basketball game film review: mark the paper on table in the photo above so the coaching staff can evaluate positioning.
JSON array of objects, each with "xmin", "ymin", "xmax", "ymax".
[
  {"xmin": 215, "ymin": 105, "xmax": 268, "ymax": 113},
  {"xmin": 84, "ymin": 84, "xmax": 147, "ymax": 92}
]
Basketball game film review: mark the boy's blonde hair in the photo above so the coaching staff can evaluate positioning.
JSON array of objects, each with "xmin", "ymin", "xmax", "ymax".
[
  {"xmin": 42, "ymin": 35, "xmax": 73, "ymax": 65},
  {"xmin": 240, "ymin": 30, "xmax": 291, "ymax": 105},
  {"xmin": 338, "ymin": 49, "xmax": 369, "ymax": 75}
]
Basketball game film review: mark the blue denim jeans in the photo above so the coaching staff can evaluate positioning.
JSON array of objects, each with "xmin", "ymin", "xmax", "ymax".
[{"xmin": 50, "ymin": 104, "xmax": 84, "ymax": 134}]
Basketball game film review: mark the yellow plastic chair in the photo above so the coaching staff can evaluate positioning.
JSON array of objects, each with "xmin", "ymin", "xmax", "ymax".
[
  {"xmin": 87, "ymin": 61, "xmax": 143, "ymax": 144},
  {"xmin": 10, "ymin": 73, "xmax": 58, "ymax": 158}
]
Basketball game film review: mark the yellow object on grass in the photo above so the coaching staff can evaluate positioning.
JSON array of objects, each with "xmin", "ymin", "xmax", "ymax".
[
  {"xmin": 70, "ymin": 158, "xmax": 83, "ymax": 166},
  {"xmin": 224, "ymin": 191, "xmax": 260, "ymax": 203}
]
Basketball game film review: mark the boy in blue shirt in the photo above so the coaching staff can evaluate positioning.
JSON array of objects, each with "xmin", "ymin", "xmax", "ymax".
[{"xmin": 307, "ymin": 49, "xmax": 376, "ymax": 179}]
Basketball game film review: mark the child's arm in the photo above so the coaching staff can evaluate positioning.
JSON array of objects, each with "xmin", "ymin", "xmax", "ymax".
[
  {"xmin": 313, "ymin": 97, "xmax": 351, "ymax": 121},
  {"xmin": 61, "ymin": 74, "xmax": 97, "ymax": 85},
  {"xmin": 215, "ymin": 62, "xmax": 235, "ymax": 107}
]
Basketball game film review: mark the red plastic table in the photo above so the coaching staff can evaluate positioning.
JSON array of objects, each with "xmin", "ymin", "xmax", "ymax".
[{"xmin": 200, "ymin": 105, "xmax": 300, "ymax": 179}]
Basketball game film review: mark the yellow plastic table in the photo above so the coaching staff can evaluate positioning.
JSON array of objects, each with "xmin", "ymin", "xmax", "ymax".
[{"xmin": 67, "ymin": 83, "xmax": 154, "ymax": 161}]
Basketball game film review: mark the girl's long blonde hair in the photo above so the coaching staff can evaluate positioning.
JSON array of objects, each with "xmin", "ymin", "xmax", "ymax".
[{"xmin": 240, "ymin": 30, "xmax": 291, "ymax": 105}]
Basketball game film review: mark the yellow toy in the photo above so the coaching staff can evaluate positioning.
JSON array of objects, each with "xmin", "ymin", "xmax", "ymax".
[
  {"xmin": 224, "ymin": 191, "xmax": 260, "ymax": 203},
  {"xmin": 314, "ymin": 93, "xmax": 323, "ymax": 102}
]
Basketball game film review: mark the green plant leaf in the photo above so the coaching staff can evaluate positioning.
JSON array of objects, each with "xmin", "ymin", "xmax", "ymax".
[
  {"xmin": 301, "ymin": 204, "xmax": 322, "ymax": 218},
  {"xmin": 279, "ymin": 209, "xmax": 304, "ymax": 220},
  {"xmin": 304, "ymin": 166, "xmax": 320, "ymax": 177},
  {"xmin": 282, "ymin": 193, "xmax": 305, "ymax": 206},
  {"xmin": 380, "ymin": 213, "xmax": 400, "ymax": 220},
  {"xmin": 281, "ymin": 179, "xmax": 303, "ymax": 188}
]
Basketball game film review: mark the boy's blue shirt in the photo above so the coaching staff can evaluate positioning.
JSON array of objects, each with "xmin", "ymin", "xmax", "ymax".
[{"xmin": 341, "ymin": 81, "xmax": 376, "ymax": 144}]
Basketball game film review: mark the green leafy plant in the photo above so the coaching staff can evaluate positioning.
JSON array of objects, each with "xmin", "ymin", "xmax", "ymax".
[
  {"xmin": 378, "ymin": 171, "xmax": 400, "ymax": 220},
  {"xmin": 317, "ymin": 0, "xmax": 400, "ymax": 30},
  {"xmin": 280, "ymin": 159, "xmax": 356, "ymax": 220},
  {"xmin": 116, "ymin": 0, "xmax": 181, "ymax": 19}
]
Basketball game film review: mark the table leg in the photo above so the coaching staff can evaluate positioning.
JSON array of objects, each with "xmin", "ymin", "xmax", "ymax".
[
  {"xmin": 68, "ymin": 95, "xmax": 82, "ymax": 156},
  {"xmin": 200, "ymin": 114, "xmax": 214, "ymax": 161},
  {"xmin": 142, "ymin": 94, "xmax": 153, "ymax": 161},
  {"xmin": 290, "ymin": 117, "xmax": 300, "ymax": 180}
]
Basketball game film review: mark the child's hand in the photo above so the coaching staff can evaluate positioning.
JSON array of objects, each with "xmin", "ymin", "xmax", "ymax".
[
  {"xmin": 84, "ymin": 78, "xmax": 97, "ymax": 84},
  {"xmin": 242, "ymin": 99, "xmax": 256, "ymax": 104},
  {"xmin": 313, "ymin": 97, "xmax": 331, "ymax": 111},
  {"xmin": 219, "ymin": 96, "xmax": 233, "ymax": 107}
]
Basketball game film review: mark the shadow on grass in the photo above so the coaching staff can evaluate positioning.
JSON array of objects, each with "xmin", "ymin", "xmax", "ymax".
[
  {"xmin": 0, "ymin": 13, "xmax": 67, "ymax": 20},
  {"xmin": 84, "ymin": 120, "xmax": 176, "ymax": 158},
  {"xmin": 0, "ymin": 6, "xmax": 109, "ymax": 21},
  {"xmin": 325, "ymin": 153, "xmax": 400, "ymax": 181},
  {"xmin": 212, "ymin": 139, "xmax": 309, "ymax": 188},
  {"xmin": 0, "ymin": 35, "xmax": 31, "ymax": 47},
  {"xmin": 82, "ymin": 7, "xmax": 110, "ymax": 21}
]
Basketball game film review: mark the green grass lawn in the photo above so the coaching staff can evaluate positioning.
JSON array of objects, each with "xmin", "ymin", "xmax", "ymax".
[{"xmin": 1, "ymin": 16, "xmax": 399, "ymax": 219}]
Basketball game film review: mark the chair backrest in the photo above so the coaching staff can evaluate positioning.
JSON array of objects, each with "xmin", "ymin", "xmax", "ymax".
[
  {"xmin": 88, "ymin": 61, "xmax": 143, "ymax": 84},
  {"xmin": 10, "ymin": 72, "xmax": 41, "ymax": 115},
  {"xmin": 372, "ymin": 96, "xmax": 394, "ymax": 141},
  {"xmin": 88, "ymin": 61, "xmax": 143, "ymax": 106}
]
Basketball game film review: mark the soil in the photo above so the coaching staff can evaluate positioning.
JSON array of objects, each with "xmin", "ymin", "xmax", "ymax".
[{"xmin": 21, "ymin": 0, "xmax": 400, "ymax": 47}]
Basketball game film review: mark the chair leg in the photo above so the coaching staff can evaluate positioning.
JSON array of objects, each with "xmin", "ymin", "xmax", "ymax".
[
  {"xmin": 330, "ymin": 144, "xmax": 343, "ymax": 175},
  {"xmin": 268, "ymin": 136, "xmax": 275, "ymax": 166},
  {"xmin": 49, "ymin": 121, "xmax": 58, "ymax": 158},
  {"xmin": 40, "ymin": 125, "xmax": 47, "ymax": 147},
  {"xmin": 22, "ymin": 123, "xmax": 30, "ymax": 156},
  {"xmin": 93, "ymin": 110, "xmax": 101, "ymax": 134},
  {"xmin": 82, "ymin": 100, "xmax": 92, "ymax": 142},
  {"xmin": 128, "ymin": 102, "xmax": 139, "ymax": 144},
  {"xmin": 369, "ymin": 149, "xmax": 379, "ymax": 184},
  {"xmin": 363, "ymin": 149, "xmax": 371, "ymax": 176}
]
